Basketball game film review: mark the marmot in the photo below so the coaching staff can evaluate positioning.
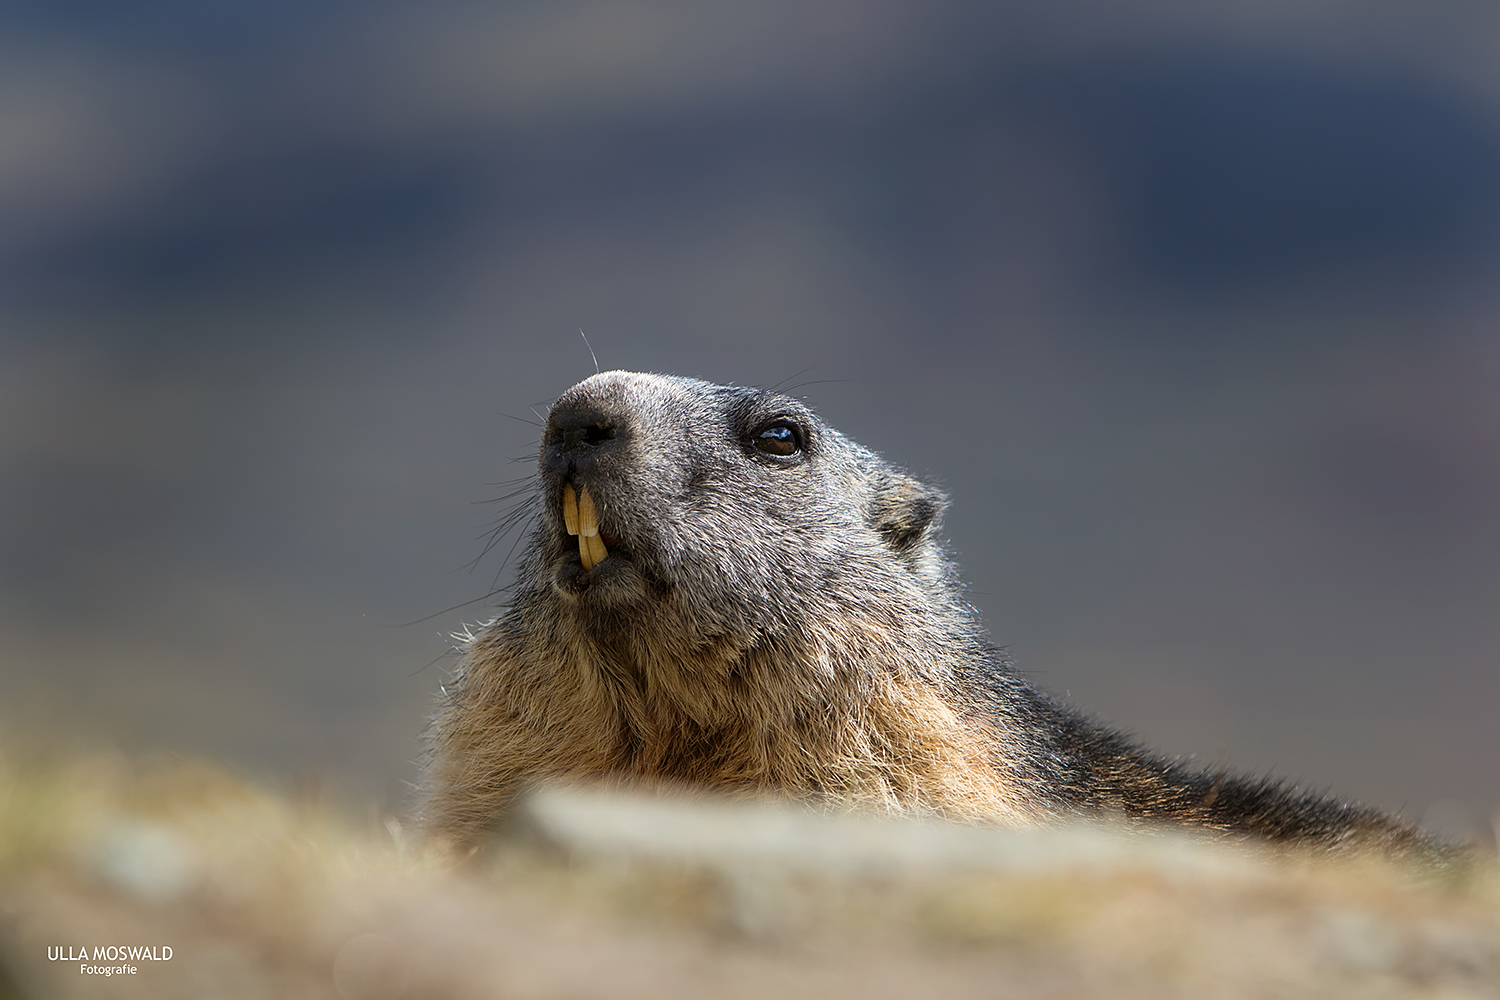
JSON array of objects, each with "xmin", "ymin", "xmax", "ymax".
[{"xmin": 422, "ymin": 370, "xmax": 1442, "ymax": 860}]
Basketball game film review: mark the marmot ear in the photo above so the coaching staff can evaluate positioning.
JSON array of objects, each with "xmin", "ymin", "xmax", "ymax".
[{"xmin": 868, "ymin": 473, "xmax": 947, "ymax": 553}]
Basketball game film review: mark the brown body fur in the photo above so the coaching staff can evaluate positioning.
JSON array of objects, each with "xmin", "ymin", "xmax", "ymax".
[{"xmin": 422, "ymin": 371, "xmax": 1446, "ymax": 862}]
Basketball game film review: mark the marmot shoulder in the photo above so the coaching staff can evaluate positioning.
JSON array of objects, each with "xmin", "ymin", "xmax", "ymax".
[{"xmin": 421, "ymin": 370, "xmax": 1444, "ymax": 862}]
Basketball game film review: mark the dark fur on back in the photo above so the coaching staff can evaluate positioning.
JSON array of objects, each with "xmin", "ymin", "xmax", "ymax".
[{"xmin": 422, "ymin": 371, "xmax": 1445, "ymax": 862}]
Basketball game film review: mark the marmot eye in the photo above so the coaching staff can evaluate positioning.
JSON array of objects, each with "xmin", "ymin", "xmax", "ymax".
[{"xmin": 754, "ymin": 421, "xmax": 802, "ymax": 457}]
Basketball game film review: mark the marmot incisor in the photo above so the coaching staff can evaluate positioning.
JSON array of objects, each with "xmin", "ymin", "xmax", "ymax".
[{"xmin": 422, "ymin": 370, "xmax": 1441, "ymax": 859}]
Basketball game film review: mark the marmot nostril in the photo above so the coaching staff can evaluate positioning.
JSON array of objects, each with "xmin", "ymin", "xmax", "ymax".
[{"xmin": 556, "ymin": 421, "xmax": 617, "ymax": 452}]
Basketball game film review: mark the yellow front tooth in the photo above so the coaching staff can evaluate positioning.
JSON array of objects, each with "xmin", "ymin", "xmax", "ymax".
[
  {"xmin": 562, "ymin": 483, "xmax": 579, "ymax": 535},
  {"xmin": 578, "ymin": 533, "xmax": 594, "ymax": 570},
  {"xmin": 584, "ymin": 532, "xmax": 608, "ymax": 567},
  {"xmin": 577, "ymin": 485, "xmax": 599, "ymax": 538}
]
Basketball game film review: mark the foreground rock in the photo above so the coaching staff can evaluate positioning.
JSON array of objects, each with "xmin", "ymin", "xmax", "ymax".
[{"xmin": 1, "ymin": 752, "xmax": 1496, "ymax": 999}]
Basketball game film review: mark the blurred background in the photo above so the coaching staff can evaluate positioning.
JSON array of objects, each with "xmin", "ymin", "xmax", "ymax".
[{"xmin": 1, "ymin": 0, "xmax": 1497, "ymax": 839}]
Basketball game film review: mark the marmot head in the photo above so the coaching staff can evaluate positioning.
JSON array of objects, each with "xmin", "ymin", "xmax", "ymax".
[{"xmin": 523, "ymin": 371, "xmax": 957, "ymax": 648}]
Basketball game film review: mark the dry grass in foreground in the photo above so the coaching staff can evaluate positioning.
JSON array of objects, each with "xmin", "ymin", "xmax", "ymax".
[{"xmin": 0, "ymin": 749, "xmax": 1497, "ymax": 1000}]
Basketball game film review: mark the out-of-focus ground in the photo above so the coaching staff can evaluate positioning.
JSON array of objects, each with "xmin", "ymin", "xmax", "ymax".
[
  {"xmin": 2, "ymin": 751, "xmax": 1498, "ymax": 1000},
  {"xmin": 2, "ymin": 0, "xmax": 1499, "ymax": 842}
]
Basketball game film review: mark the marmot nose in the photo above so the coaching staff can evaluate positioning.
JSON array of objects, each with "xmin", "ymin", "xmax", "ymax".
[
  {"xmin": 554, "ymin": 416, "xmax": 618, "ymax": 453},
  {"xmin": 542, "ymin": 402, "xmax": 623, "ymax": 477}
]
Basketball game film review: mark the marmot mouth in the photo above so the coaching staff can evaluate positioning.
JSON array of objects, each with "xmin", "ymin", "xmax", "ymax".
[{"xmin": 561, "ymin": 481, "xmax": 616, "ymax": 570}]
